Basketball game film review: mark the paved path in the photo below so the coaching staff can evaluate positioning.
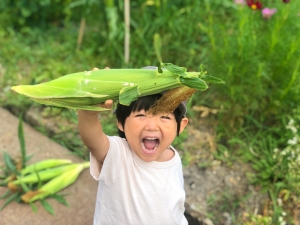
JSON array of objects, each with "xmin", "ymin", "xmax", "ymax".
[{"xmin": 0, "ymin": 108, "xmax": 97, "ymax": 225}]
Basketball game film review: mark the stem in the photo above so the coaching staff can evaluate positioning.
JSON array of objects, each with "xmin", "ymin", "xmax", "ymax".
[
  {"xmin": 76, "ymin": 18, "xmax": 86, "ymax": 51},
  {"xmin": 124, "ymin": 0, "xmax": 130, "ymax": 63}
]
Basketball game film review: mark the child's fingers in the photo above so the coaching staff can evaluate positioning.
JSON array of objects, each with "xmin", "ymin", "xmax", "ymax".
[
  {"xmin": 97, "ymin": 100, "xmax": 113, "ymax": 109},
  {"xmin": 104, "ymin": 100, "xmax": 113, "ymax": 108},
  {"xmin": 92, "ymin": 67, "xmax": 110, "ymax": 70}
]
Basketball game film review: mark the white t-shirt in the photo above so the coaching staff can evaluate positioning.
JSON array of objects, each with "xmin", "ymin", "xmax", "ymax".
[{"xmin": 90, "ymin": 136, "xmax": 188, "ymax": 225}]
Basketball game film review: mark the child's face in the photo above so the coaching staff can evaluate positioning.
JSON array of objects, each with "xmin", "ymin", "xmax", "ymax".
[{"xmin": 117, "ymin": 109, "xmax": 188, "ymax": 162}]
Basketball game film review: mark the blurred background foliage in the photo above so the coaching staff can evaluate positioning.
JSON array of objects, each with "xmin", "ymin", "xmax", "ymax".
[{"xmin": 0, "ymin": 0, "xmax": 300, "ymax": 223}]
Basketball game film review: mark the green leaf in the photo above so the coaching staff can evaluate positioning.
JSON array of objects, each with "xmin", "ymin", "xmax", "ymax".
[
  {"xmin": 201, "ymin": 75, "xmax": 225, "ymax": 84},
  {"xmin": 51, "ymin": 193, "xmax": 69, "ymax": 206},
  {"xmin": 26, "ymin": 154, "xmax": 34, "ymax": 162},
  {"xmin": 0, "ymin": 192, "xmax": 19, "ymax": 211},
  {"xmin": 29, "ymin": 202, "xmax": 38, "ymax": 213},
  {"xmin": 19, "ymin": 179, "xmax": 31, "ymax": 192},
  {"xmin": 153, "ymin": 33, "xmax": 162, "ymax": 63},
  {"xmin": 180, "ymin": 77, "xmax": 208, "ymax": 91},
  {"xmin": 3, "ymin": 152, "xmax": 17, "ymax": 174},
  {"xmin": 18, "ymin": 116, "xmax": 27, "ymax": 169},
  {"xmin": 0, "ymin": 190, "xmax": 11, "ymax": 199},
  {"xmin": 40, "ymin": 199, "xmax": 55, "ymax": 215},
  {"xmin": 119, "ymin": 85, "xmax": 140, "ymax": 106},
  {"xmin": 157, "ymin": 63, "xmax": 163, "ymax": 73},
  {"xmin": 161, "ymin": 63, "xmax": 187, "ymax": 76}
]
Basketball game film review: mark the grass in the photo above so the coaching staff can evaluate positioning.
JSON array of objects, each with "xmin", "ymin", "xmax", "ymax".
[{"xmin": 1, "ymin": 0, "xmax": 300, "ymax": 223}]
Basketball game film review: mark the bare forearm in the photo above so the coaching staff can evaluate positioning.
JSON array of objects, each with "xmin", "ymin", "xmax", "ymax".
[{"xmin": 77, "ymin": 110, "xmax": 109, "ymax": 162}]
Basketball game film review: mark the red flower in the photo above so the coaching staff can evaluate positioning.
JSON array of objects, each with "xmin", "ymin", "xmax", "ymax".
[
  {"xmin": 282, "ymin": 0, "xmax": 290, "ymax": 2},
  {"xmin": 247, "ymin": 0, "xmax": 263, "ymax": 10}
]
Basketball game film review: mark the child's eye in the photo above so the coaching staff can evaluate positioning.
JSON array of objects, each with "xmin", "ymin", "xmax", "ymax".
[
  {"xmin": 136, "ymin": 114, "xmax": 146, "ymax": 118},
  {"xmin": 161, "ymin": 115, "xmax": 171, "ymax": 120}
]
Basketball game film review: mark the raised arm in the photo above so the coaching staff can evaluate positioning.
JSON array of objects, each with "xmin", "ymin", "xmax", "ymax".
[{"xmin": 77, "ymin": 100, "xmax": 113, "ymax": 164}]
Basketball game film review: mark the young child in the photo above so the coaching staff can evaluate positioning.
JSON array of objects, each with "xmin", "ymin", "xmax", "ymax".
[{"xmin": 77, "ymin": 70, "xmax": 189, "ymax": 225}]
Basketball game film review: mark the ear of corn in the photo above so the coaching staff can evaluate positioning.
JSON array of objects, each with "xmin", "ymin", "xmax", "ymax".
[
  {"xmin": 3, "ymin": 159, "xmax": 72, "ymax": 183},
  {"xmin": 10, "ymin": 164, "xmax": 79, "ymax": 186},
  {"xmin": 21, "ymin": 161, "xmax": 90, "ymax": 203},
  {"xmin": 19, "ymin": 159, "xmax": 72, "ymax": 176},
  {"xmin": 11, "ymin": 63, "xmax": 224, "ymax": 111}
]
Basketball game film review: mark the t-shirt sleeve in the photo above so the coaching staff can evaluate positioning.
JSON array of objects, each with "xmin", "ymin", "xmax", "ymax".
[{"xmin": 90, "ymin": 136, "xmax": 125, "ymax": 183}]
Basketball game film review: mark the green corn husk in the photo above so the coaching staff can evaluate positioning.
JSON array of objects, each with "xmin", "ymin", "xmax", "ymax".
[
  {"xmin": 3, "ymin": 159, "xmax": 72, "ymax": 183},
  {"xmin": 21, "ymin": 162, "xmax": 90, "ymax": 203},
  {"xmin": 10, "ymin": 164, "xmax": 79, "ymax": 186},
  {"xmin": 19, "ymin": 159, "xmax": 72, "ymax": 176},
  {"xmin": 11, "ymin": 63, "xmax": 224, "ymax": 112}
]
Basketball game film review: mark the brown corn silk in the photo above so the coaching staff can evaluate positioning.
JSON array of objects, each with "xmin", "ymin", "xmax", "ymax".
[{"xmin": 148, "ymin": 86, "xmax": 196, "ymax": 115}]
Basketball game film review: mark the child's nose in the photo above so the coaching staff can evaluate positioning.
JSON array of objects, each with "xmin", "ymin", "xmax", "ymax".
[{"xmin": 144, "ymin": 116, "xmax": 159, "ymax": 131}]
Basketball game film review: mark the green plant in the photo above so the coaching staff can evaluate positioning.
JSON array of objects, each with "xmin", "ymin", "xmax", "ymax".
[
  {"xmin": 196, "ymin": 0, "xmax": 300, "ymax": 134},
  {"xmin": 0, "ymin": 0, "xmax": 73, "ymax": 29}
]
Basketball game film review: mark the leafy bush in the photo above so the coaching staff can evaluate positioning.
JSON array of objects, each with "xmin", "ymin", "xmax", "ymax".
[{"xmin": 0, "ymin": 0, "xmax": 75, "ymax": 29}]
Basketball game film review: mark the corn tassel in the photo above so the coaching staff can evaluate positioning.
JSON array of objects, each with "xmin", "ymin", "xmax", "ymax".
[
  {"xmin": 11, "ymin": 63, "xmax": 224, "ymax": 112},
  {"xmin": 21, "ymin": 161, "xmax": 90, "ymax": 203}
]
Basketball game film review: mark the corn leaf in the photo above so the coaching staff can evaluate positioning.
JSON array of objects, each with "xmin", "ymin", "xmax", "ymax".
[
  {"xmin": 0, "ymin": 190, "xmax": 11, "ymax": 199},
  {"xmin": 51, "ymin": 193, "xmax": 69, "ymax": 207},
  {"xmin": 0, "ymin": 192, "xmax": 20, "ymax": 211},
  {"xmin": 18, "ymin": 116, "xmax": 26, "ymax": 169},
  {"xmin": 3, "ymin": 152, "xmax": 18, "ymax": 174},
  {"xmin": 19, "ymin": 179, "xmax": 31, "ymax": 192},
  {"xmin": 29, "ymin": 202, "xmax": 38, "ymax": 213},
  {"xmin": 201, "ymin": 75, "xmax": 226, "ymax": 84},
  {"xmin": 40, "ymin": 199, "xmax": 55, "ymax": 215}
]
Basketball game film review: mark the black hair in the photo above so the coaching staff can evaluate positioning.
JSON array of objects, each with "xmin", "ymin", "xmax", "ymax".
[{"xmin": 115, "ymin": 94, "xmax": 184, "ymax": 139}]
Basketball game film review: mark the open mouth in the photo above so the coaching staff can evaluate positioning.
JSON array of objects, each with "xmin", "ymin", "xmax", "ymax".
[{"xmin": 142, "ymin": 137, "xmax": 159, "ymax": 153}]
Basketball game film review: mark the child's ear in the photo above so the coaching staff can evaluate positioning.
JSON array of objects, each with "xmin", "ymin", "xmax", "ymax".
[
  {"xmin": 117, "ymin": 121, "xmax": 124, "ymax": 131},
  {"xmin": 179, "ymin": 118, "xmax": 188, "ymax": 134}
]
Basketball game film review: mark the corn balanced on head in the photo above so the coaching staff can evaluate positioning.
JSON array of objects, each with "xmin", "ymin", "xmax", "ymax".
[{"xmin": 11, "ymin": 62, "xmax": 224, "ymax": 113}]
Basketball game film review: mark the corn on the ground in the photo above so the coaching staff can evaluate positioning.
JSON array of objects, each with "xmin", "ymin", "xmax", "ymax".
[
  {"xmin": 21, "ymin": 161, "xmax": 90, "ymax": 203},
  {"xmin": 19, "ymin": 159, "xmax": 72, "ymax": 176},
  {"xmin": 11, "ymin": 63, "xmax": 224, "ymax": 112},
  {"xmin": 9, "ymin": 163, "xmax": 79, "ymax": 186},
  {"xmin": 4, "ymin": 159, "xmax": 72, "ymax": 183}
]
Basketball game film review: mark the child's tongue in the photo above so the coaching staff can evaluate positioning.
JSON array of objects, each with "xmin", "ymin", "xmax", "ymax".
[{"xmin": 143, "ymin": 139, "xmax": 157, "ymax": 149}]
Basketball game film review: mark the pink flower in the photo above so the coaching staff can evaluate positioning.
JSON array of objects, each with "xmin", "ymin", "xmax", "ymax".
[{"xmin": 262, "ymin": 8, "xmax": 277, "ymax": 19}]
